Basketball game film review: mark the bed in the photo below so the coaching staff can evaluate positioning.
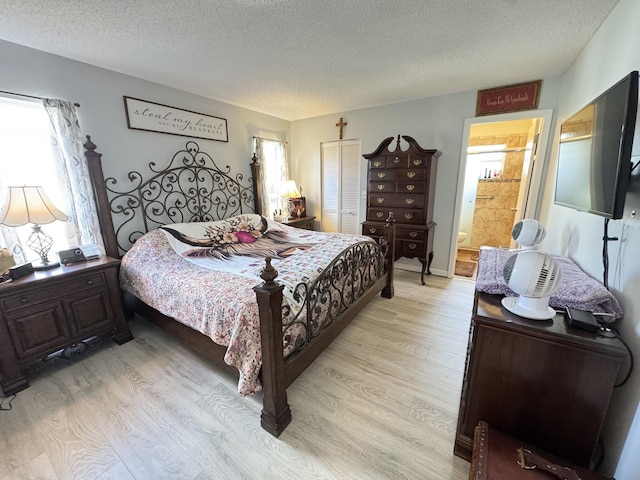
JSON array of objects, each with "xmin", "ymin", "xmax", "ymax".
[{"xmin": 83, "ymin": 136, "xmax": 396, "ymax": 436}]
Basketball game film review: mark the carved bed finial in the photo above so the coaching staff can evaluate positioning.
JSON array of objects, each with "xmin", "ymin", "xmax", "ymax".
[
  {"xmin": 260, "ymin": 257, "xmax": 279, "ymax": 284},
  {"xmin": 84, "ymin": 135, "xmax": 97, "ymax": 152}
]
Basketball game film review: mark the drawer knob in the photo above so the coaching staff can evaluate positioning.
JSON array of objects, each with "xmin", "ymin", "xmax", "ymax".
[
  {"xmin": 376, "ymin": 212, "xmax": 384, "ymax": 218},
  {"xmin": 373, "ymin": 161, "xmax": 382, "ymax": 167},
  {"xmin": 407, "ymin": 172, "xmax": 416, "ymax": 178},
  {"xmin": 406, "ymin": 184, "xmax": 415, "ymax": 191},
  {"xmin": 377, "ymin": 184, "xmax": 385, "ymax": 190},
  {"xmin": 413, "ymin": 159, "xmax": 423, "ymax": 166},
  {"xmin": 405, "ymin": 213, "xmax": 413, "ymax": 220},
  {"xmin": 405, "ymin": 198, "xmax": 415, "ymax": 205},
  {"xmin": 376, "ymin": 198, "xmax": 385, "ymax": 204},
  {"xmin": 20, "ymin": 297, "xmax": 28, "ymax": 304},
  {"xmin": 410, "ymin": 231, "xmax": 417, "ymax": 238},
  {"xmin": 394, "ymin": 156, "xmax": 400, "ymax": 164},
  {"xmin": 369, "ymin": 228, "xmax": 376, "ymax": 233},
  {"xmin": 377, "ymin": 172, "xmax": 386, "ymax": 179},
  {"xmin": 408, "ymin": 243, "xmax": 417, "ymax": 249},
  {"xmin": 86, "ymin": 280, "xmax": 94, "ymax": 285}
]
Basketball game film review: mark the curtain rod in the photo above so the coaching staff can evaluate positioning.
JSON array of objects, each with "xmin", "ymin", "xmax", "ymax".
[
  {"xmin": 253, "ymin": 135, "xmax": 287, "ymax": 144},
  {"xmin": 0, "ymin": 89, "xmax": 80, "ymax": 107}
]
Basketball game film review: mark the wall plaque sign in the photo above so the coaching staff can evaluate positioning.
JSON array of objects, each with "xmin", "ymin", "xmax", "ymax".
[
  {"xmin": 476, "ymin": 80, "xmax": 542, "ymax": 116},
  {"xmin": 124, "ymin": 96, "xmax": 228, "ymax": 142}
]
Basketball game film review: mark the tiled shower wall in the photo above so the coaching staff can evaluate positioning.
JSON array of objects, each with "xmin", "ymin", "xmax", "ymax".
[{"xmin": 469, "ymin": 133, "xmax": 528, "ymax": 249}]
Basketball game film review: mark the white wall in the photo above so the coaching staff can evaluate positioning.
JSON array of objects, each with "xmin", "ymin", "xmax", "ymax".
[
  {"xmin": 538, "ymin": 0, "xmax": 640, "ymax": 476},
  {"xmin": 0, "ymin": 40, "xmax": 290, "ymax": 189},
  {"xmin": 290, "ymin": 81, "xmax": 561, "ymax": 276}
]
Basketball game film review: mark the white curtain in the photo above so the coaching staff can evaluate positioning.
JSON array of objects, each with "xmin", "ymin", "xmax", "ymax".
[
  {"xmin": 254, "ymin": 137, "xmax": 268, "ymax": 215},
  {"xmin": 254, "ymin": 137, "xmax": 289, "ymax": 218},
  {"xmin": 42, "ymin": 99, "xmax": 105, "ymax": 252}
]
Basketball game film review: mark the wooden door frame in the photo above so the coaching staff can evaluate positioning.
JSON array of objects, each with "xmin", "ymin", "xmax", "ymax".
[{"xmin": 447, "ymin": 109, "xmax": 554, "ymax": 277}]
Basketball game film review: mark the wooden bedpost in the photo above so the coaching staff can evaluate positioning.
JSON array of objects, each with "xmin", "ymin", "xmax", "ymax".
[
  {"xmin": 382, "ymin": 212, "xmax": 396, "ymax": 298},
  {"xmin": 250, "ymin": 153, "xmax": 264, "ymax": 215},
  {"xmin": 253, "ymin": 257, "xmax": 291, "ymax": 436},
  {"xmin": 84, "ymin": 135, "xmax": 120, "ymax": 259}
]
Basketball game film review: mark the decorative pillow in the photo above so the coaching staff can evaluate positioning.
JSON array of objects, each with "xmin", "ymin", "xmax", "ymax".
[{"xmin": 160, "ymin": 214, "xmax": 268, "ymax": 255}]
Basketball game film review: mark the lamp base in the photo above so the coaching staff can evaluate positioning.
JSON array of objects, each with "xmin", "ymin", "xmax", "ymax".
[{"xmin": 32, "ymin": 260, "xmax": 61, "ymax": 271}]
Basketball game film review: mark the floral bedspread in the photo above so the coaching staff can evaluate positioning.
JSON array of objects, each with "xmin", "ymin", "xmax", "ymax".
[{"xmin": 119, "ymin": 215, "xmax": 376, "ymax": 395}]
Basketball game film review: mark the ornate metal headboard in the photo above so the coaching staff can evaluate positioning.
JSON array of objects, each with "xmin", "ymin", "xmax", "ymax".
[{"xmin": 84, "ymin": 136, "xmax": 262, "ymax": 257}]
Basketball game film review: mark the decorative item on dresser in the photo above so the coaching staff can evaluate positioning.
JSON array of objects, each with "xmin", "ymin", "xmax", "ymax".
[
  {"xmin": 362, "ymin": 135, "xmax": 441, "ymax": 285},
  {"xmin": 0, "ymin": 257, "xmax": 133, "ymax": 396}
]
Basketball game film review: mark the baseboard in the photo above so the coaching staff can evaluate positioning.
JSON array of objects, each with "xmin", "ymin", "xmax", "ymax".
[{"xmin": 395, "ymin": 260, "xmax": 448, "ymax": 278}]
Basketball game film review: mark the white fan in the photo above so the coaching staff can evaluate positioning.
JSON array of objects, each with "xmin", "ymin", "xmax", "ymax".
[
  {"xmin": 511, "ymin": 219, "xmax": 546, "ymax": 249},
  {"xmin": 501, "ymin": 250, "xmax": 562, "ymax": 320}
]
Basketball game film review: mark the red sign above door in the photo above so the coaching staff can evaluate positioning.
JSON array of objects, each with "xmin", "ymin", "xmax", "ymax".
[{"xmin": 476, "ymin": 80, "xmax": 542, "ymax": 116}]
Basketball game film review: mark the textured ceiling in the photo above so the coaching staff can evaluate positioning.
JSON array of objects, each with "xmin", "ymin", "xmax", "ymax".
[{"xmin": 0, "ymin": 0, "xmax": 620, "ymax": 120}]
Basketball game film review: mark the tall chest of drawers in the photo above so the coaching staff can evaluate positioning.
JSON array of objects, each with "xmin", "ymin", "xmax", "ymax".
[{"xmin": 362, "ymin": 135, "xmax": 441, "ymax": 285}]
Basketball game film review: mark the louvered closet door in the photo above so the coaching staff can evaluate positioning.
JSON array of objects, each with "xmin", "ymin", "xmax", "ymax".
[{"xmin": 321, "ymin": 140, "xmax": 361, "ymax": 234}]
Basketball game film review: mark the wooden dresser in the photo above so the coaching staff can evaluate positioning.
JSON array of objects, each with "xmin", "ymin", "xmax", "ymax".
[
  {"xmin": 455, "ymin": 289, "xmax": 629, "ymax": 469},
  {"xmin": 362, "ymin": 135, "xmax": 441, "ymax": 284},
  {"xmin": 0, "ymin": 257, "xmax": 133, "ymax": 395},
  {"xmin": 278, "ymin": 215, "xmax": 315, "ymax": 231}
]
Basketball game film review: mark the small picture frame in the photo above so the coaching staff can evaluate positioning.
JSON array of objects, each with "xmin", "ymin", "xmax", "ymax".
[{"xmin": 292, "ymin": 197, "xmax": 306, "ymax": 218}]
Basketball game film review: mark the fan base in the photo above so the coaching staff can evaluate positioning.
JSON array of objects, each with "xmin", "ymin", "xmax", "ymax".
[{"xmin": 501, "ymin": 296, "xmax": 556, "ymax": 320}]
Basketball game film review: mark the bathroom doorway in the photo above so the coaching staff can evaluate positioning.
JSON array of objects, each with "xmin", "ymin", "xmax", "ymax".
[{"xmin": 449, "ymin": 109, "xmax": 554, "ymax": 277}]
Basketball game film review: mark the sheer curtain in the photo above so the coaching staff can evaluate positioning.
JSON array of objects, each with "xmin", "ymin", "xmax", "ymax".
[
  {"xmin": 42, "ymin": 99, "xmax": 104, "ymax": 252},
  {"xmin": 254, "ymin": 137, "xmax": 289, "ymax": 218},
  {"xmin": 254, "ymin": 137, "xmax": 268, "ymax": 215}
]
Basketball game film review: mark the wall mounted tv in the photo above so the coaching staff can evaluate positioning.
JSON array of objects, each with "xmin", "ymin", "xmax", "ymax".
[{"xmin": 554, "ymin": 70, "xmax": 638, "ymax": 219}]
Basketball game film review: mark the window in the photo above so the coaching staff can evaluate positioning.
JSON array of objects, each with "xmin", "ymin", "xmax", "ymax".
[
  {"xmin": 0, "ymin": 96, "xmax": 71, "ymax": 263},
  {"xmin": 256, "ymin": 138, "xmax": 288, "ymax": 218}
]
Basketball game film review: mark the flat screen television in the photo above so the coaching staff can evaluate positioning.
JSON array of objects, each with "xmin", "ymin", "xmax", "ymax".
[{"xmin": 554, "ymin": 71, "xmax": 638, "ymax": 219}]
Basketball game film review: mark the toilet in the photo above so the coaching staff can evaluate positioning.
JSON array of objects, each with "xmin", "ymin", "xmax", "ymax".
[{"xmin": 457, "ymin": 232, "xmax": 467, "ymax": 243}]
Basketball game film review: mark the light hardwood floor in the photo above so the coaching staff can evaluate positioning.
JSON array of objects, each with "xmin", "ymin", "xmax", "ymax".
[{"xmin": 0, "ymin": 269, "xmax": 476, "ymax": 480}]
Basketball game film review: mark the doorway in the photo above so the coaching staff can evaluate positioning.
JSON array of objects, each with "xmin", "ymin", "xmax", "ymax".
[{"xmin": 448, "ymin": 109, "xmax": 554, "ymax": 277}]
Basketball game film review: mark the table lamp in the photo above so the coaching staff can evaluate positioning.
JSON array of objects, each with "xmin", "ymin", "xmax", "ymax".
[
  {"xmin": 0, "ymin": 186, "xmax": 69, "ymax": 270},
  {"xmin": 281, "ymin": 180, "xmax": 301, "ymax": 220}
]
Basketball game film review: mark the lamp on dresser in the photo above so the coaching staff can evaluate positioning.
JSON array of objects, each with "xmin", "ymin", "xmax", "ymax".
[
  {"xmin": 0, "ymin": 185, "xmax": 68, "ymax": 270},
  {"xmin": 281, "ymin": 180, "xmax": 303, "ymax": 219}
]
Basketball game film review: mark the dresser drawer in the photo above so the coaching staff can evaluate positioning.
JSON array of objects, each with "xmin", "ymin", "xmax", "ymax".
[
  {"xmin": 368, "ymin": 193, "xmax": 425, "ymax": 209},
  {"xmin": 368, "ymin": 169, "xmax": 427, "ymax": 182},
  {"xmin": 367, "ymin": 207, "xmax": 425, "ymax": 225},
  {"xmin": 363, "ymin": 224, "xmax": 382, "ymax": 236},
  {"xmin": 383, "ymin": 154, "xmax": 430, "ymax": 169},
  {"xmin": 369, "ymin": 181, "xmax": 395, "ymax": 193},
  {"xmin": 398, "ymin": 239, "xmax": 425, "ymax": 258},
  {"xmin": 1, "ymin": 272, "xmax": 107, "ymax": 312},
  {"xmin": 396, "ymin": 181, "xmax": 426, "ymax": 193},
  {"xmin": 396, "ymin": 228, "xmax": 426, "ymax": 241}
]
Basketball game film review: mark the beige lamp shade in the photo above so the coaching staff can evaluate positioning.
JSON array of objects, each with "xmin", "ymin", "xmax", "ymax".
[
  {"xmin": 0, "ymin": 186, "xmax": 69, "ymax": 226},
  {"xmin": 280, "ymin": 180, "xmax": 301, "ymax": 198}
]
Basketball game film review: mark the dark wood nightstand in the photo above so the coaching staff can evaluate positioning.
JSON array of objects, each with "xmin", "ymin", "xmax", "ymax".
[
  {"xmin": 454, "ymin": 290, "xmax": 628, "ymax": 469},
  {"xmin": 278, "ymin": 216, "xmax": 315, "ymax": 230},
  {"xmin": 0, "ymin": 256, "xmax": 133, "ymax": 395}
]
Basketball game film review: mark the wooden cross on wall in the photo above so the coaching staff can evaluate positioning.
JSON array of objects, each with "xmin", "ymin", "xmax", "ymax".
[{"xmin": 335, "ymin": 117, "xmax": 347, "ymax": 140}]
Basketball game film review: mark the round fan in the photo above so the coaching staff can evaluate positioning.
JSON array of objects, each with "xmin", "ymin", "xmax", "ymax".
[
  {"xmin": 511, "ymin": 219, "xmax": 546, "ymax": 249},
  {"xmin": 501, "ymin": 250, "xmax": 562, "ymax": 320}
]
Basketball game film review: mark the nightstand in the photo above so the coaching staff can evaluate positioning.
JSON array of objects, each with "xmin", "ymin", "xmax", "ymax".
[
  {"xmin": 278, "ymin": 216, "xmax": 316, "ymax": 230},
  {"xmin": 454, "ymin": 289, "xmax": 628, "ymax": 469},
  {"xmin": 0, "ymin": 257, "xmax": 133, "ymax": 395}
]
